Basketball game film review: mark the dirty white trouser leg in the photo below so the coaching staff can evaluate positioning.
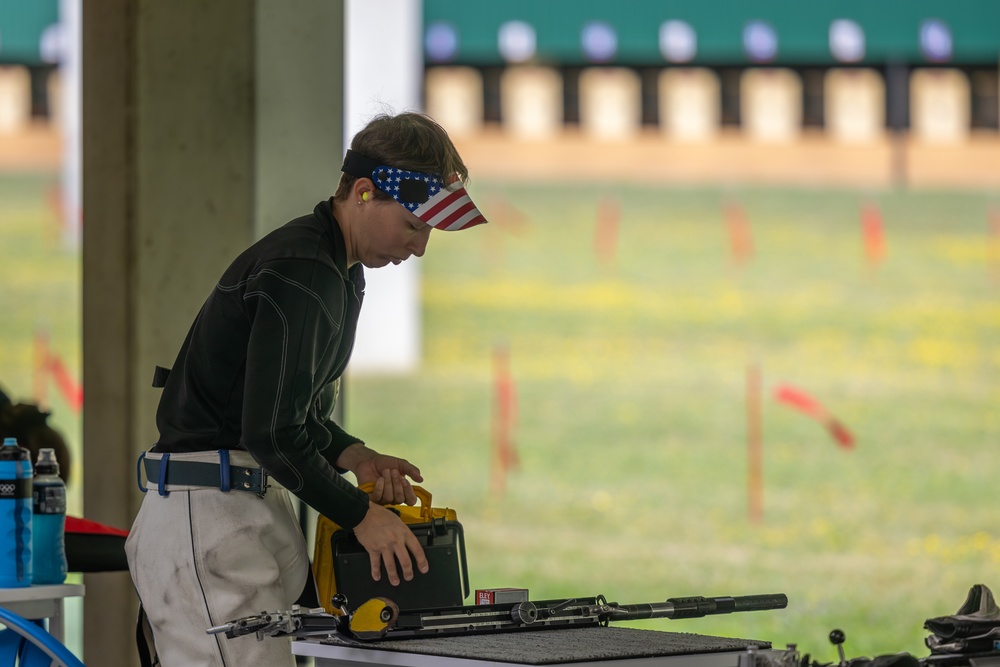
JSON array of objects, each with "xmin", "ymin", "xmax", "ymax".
[{"xmin": 125, "ymin": 450, "xmax": 309, "ymax": 667}]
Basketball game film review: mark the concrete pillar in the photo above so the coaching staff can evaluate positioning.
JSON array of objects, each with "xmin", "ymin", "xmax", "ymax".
[
  {"xmin": 910, "ymin": 68, "xmax": 971, "ymax": 144},
  {"xmin": 254, "ymin": 1, "xmax": 345, "ymax": 237},
  {"xmin": 579, "ymin": 67, "xmax": 642, "ymax": 140},
  {"xmin": 500, "ymin": 65, "xmax": 563, "ymax": 140},
  {"xmin": 741, "ymin": 68, "xmax": 802, "ymax": 142},
  {"xmin": 659, "ymin": 67, "xmax": 720, "ymax": 142},
  {"xmin": 825, "ymin": 68, "xmax": 885, "ymax": 143},
  {"xmin": 82, "ymin": 2, "xmax": 344, "ymax": 665},
  {"xmin": 425, "ymin": 66, "xmax": 484, "ymax": 138},
  {"xmin": 0, "ymin": 66, "xmax": 31, "ymax": 133}
]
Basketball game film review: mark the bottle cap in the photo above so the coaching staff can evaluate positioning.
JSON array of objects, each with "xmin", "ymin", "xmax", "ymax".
[
  {"xmin": 35, "ymin": 448, "xmax": 60, "ymax": 476},
  {"xmin": 0, "ymin": 438, "xmax": 29, "ymax": 461}
]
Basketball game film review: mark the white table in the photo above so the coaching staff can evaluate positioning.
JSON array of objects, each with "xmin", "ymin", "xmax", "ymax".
[{"xmin": 0, "ymin": 584, "xmax": 85, "ymax": 643}]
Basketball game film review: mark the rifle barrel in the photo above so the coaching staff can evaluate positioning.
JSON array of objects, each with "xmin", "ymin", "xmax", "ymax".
[{"xmin": 609, "ymin": 594, "xmax": 788, "ymax": 621}]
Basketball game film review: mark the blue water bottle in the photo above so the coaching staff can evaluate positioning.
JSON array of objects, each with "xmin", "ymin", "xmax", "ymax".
[
  {"xmin": 0, "ymin": 437, "xmax": 33, "ymax": 587},
  {"xmin": 32, "ymin": 448, "xmax": 67, "ymax": 584}
]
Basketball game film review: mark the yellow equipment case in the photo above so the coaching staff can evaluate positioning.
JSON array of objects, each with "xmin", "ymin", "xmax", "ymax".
[{"xmin": 312, "ymin": 484, "xmax": 469, "ymax": 614}]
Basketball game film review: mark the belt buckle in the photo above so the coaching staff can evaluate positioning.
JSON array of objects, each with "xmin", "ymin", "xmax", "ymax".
[
  {"xmin": 238, "ymin": 465, "xmax": 268, "ymax": 497},
  {"xmin": 257, "ymin": 469, "xmax": 269, "ymax": 498}
]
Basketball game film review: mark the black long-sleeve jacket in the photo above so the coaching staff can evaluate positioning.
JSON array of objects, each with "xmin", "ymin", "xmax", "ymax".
[{"xmin": 152, "ymin": 199, "xmax": 371, "ymax": 528}]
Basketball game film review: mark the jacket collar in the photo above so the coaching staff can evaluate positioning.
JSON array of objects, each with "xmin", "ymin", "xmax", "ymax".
[{"xmin": 315, "ymin": 198, "xmax": 365, "ymax": 292}]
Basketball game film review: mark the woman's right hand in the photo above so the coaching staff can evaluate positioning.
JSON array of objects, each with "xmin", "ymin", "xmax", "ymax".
[{"xmin": 352, "ymin": 502, "xmax": 429, "ymax": 586}]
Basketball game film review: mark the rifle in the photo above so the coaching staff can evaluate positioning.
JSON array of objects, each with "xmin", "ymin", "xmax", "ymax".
[{"xmin": 207, "ymin": 592, "xmax": 788, "ymax": 642}]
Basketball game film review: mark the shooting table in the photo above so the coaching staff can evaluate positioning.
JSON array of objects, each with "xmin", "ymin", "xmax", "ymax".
[{"xmin": 292, "ymin": 625, "xmax": 772, "ymax": 667}]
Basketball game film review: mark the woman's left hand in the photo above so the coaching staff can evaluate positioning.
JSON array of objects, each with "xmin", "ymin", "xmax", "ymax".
[
  {"xmin": 339, "ymin": 444, "xmax": 423, "ymax": 506},
  {"xmin": 366, "ymin": 467, "xmax": 418, "ymax": 506}
]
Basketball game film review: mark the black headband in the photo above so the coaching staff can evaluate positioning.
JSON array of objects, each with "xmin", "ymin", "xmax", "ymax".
[{"xmin": 341, "ymin": 149, "xmax": 382, "ymax": 180}]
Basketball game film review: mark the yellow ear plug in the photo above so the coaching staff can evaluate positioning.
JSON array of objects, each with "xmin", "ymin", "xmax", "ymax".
[{"xmin": 362, "ymin": 191, "xmax": 370, "ymax": 202}]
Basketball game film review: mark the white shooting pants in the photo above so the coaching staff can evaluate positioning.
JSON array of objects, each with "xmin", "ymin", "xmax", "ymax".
[{"xmin": 125, "ymin": 450, "xmax": 310, "ymax": 667}]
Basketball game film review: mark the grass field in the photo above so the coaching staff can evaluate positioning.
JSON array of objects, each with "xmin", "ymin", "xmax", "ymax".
[
  {"xmin": 2, "ymin": 171, "xmax": 998, "ymax": 660},
  {"xmin": 347, "ymin": 182, "xmax": 1000, "ymax": 660}
]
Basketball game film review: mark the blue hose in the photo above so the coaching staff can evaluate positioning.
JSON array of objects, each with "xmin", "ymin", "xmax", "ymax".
[{"xmin": 0, "ymin": 607, "xmax": 85, "ymax": 667}]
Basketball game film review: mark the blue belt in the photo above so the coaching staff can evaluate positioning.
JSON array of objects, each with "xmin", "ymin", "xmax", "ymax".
[{"xmin": 137, "ymin": 451, "xmax": 268, "ymax": 497}]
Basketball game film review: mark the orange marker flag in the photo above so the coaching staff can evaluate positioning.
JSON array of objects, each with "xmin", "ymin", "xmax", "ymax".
[
  {"xmin": 481, "ymin": 196, "xmax": 531, "ymax": 268},
  {"xmin": 861, "ymin": 202, "xmax": 886, "ymax": 269},
  {"xmin": 489, "ymin": 195, "xmax": 530, "ymax": 233},
  {"xmin": 490, "ymin": 343, "xmax": 520, "ymax": 496},
  {"xmin": 725, "ymin": 200, "xmax": 754, "ymax": 266},
  {"xmin": 49, "ymin": 354, "xmax": 83, "ymax": 415},
  {"xmin": 988, "ymin": 206, "xmax": 1000, "ymax": 284},
  {"xmin": 773, "ymin": 384, "xmax": 855, "ymax": 449},
  {"xmin": 594, "ymin": 196, "xmax": 621, "ymax": 267}
]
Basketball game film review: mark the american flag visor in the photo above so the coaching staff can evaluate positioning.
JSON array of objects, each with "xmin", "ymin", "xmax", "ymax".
[{"xmin": 342, "ymin": 150, "xmax": 488, "ymax": 231}]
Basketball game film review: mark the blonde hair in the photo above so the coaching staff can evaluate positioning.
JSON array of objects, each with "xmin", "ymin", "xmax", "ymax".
[{"xmin": 334, "ymin": 112, "xmax": 468, "ymax": 202}]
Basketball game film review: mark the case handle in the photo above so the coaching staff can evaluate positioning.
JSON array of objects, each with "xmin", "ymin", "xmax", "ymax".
[{"xmin": 358, "ymin": 481, "xmax": 434, "ymax": 521}]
